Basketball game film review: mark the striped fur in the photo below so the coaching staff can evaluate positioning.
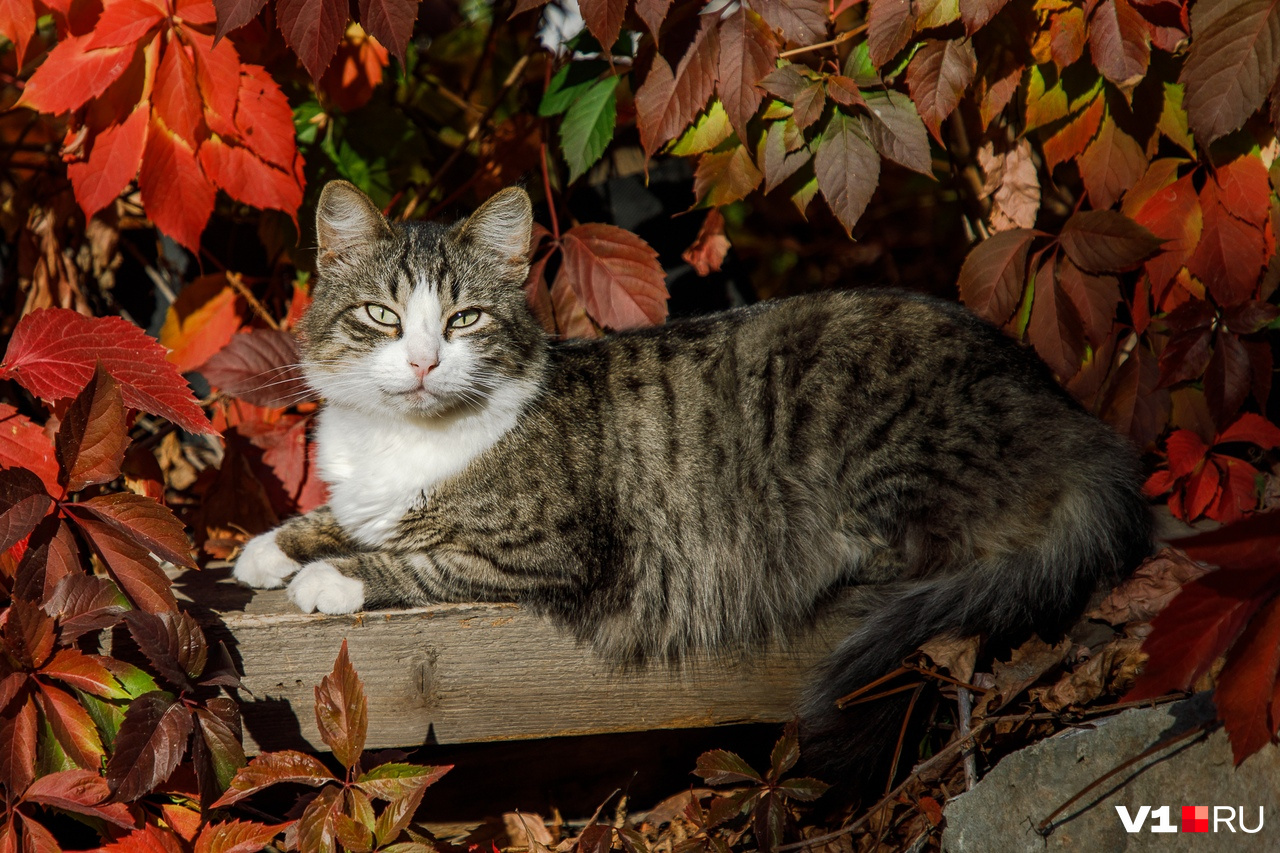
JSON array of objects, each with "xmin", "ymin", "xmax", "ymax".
[{"xmin": 236, "ymin": 182, "xmax": 1153, "ymax": 797}]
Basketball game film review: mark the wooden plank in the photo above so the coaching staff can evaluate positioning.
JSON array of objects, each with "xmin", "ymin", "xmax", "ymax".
[{"xmin": 171, "ymin": 566, "xmax": 855, "ymax": 754}]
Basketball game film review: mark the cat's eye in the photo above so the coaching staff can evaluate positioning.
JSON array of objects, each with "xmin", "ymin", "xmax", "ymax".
[
  {"xmin": 365, "ymin": 303, "xmax": 400, "ymax": 326},
  {"xmin": 448, "ymin": 308, "xmax": 483, "ymax": 329}
]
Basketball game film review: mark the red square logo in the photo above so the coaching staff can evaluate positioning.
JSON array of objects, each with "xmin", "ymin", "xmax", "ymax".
[{"xmin": 1182, "ymin": 806, "xmax": 1209, "ymax": 833}]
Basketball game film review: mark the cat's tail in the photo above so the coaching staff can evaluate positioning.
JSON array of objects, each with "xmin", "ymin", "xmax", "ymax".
[{"xmin": 797, "ymin": 480, "xmax": 1152, "ymax": 802}]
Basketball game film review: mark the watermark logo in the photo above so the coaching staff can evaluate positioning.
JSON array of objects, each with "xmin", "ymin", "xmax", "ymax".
[{"xmin": 1115, "ymin": 805, "xmax": 1264, "ymax": 834}]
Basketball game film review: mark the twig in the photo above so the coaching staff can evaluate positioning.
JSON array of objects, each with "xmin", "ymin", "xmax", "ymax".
[
  {"xmin": 982, "ymin": 694, "xmax": 1186, "ymax": 726},
  {"xmin": 778, "ymin": 24, "xmax": 867, "ymax": 59},
  {"xmin": 226, "ymin": 272, "xmax": 280, "ymax": 330},
  {"xmin": 884, "ymin": 684, "xmax": 926, "ymax": 795},
  {"xmin": 836, "ymin": 665, "xmax": 911, "ymax": 708},
  {"xmin": 1036, "ymin": 722, "xmax": 1212, "ymax": 834},
  {"xmin": 956, "ymin": 687, "xmax": 977, "ymax": 791}
]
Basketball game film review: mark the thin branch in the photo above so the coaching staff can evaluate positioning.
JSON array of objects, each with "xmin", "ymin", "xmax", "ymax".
[
  {"xmin": 226, "ymin": 272, "xmax": 281, "ymax": 330},
  {"xmin": 884, "ymin": 684, "xmax": 926, "ymax": 795},
  {"xmin": 778, "ymin": 24, "xmax": 867, "ymax": 59},
  {"xmin": 957, "ymin": 687, "xmax": 977, "ymax": 791}
]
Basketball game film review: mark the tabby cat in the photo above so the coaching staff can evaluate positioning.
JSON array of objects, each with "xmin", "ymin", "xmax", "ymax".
[{"xmin": 233, "ymin": 181, "xmax": 1152, "ymax": 793}]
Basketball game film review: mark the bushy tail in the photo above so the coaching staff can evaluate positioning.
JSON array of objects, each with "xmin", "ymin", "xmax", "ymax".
[{"xmin": 798, "ymin": 484, "xmax": 1151, "ymax": 802}]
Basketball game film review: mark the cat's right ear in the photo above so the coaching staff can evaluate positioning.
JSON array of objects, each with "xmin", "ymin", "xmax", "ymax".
[{"xmin": 315, "ymin": 181, "xmax": 393, "ymax": 264}]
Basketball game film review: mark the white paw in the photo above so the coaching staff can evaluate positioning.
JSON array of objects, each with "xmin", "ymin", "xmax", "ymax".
[
  {"xmin": 233, "ymin": 530, "xmax": 300, "ymax": 589},
  {"xmin": 287, "ymin": 561, "xmax": 365, "ymax": 614}
]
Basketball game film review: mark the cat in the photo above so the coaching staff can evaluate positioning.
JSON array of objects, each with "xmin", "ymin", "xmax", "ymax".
[{"xmin": 232, "ymin": 180, "xmax": 1152, "ymax": 795}]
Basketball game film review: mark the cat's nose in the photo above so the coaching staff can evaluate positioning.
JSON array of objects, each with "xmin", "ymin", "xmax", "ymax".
[{"xmin": 409, "ymin": 358, "xmax": 438, "ymax": 378}]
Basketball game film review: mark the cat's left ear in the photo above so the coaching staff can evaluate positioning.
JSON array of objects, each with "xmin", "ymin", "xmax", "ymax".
[{"xmin": 457, "ymin": 187, "xmax": 533, "ymax": 275}]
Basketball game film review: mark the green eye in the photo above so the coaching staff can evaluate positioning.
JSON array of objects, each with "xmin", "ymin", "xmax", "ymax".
[
  {"xmin": 365, "ymin": 303, "xmax": 400, "ymax": 326},
  {"xmin": 448, "ymin": 308, "xmax": 482, "ymax": 329}
]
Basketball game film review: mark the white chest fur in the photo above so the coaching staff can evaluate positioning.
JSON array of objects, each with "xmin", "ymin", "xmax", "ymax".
[{"xmin": 314, "ymin": 385, "xmax": 534, "ymax": 547}]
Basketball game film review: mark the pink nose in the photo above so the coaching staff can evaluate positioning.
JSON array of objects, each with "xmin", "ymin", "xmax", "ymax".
[{"xmin": 409, "ymin": 358, "xmax": 438, "ymax": 378}]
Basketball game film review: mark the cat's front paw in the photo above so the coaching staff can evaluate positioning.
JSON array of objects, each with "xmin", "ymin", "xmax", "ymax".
[
  {"xmin": 288, "ymin": 561, "xmax": 365, "ymax": 614},
  {"xmin": 233, "ymin": 530, "xmax": 300, "ymax": 589}
]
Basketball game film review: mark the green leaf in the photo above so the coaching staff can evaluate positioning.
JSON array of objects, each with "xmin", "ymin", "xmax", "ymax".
[
  {"xmin": 773, "ymin": 777, "xmax": 831, "ymax": 802},
  {"xmin": 539, "ymin": 59, "xmax": 611, "ymax": 117},
  {"xmin": 356, "ymin": 762, "xmax": 452, "ymax": 800},
  {"xmin": 560, "ymin": 75, "xmax": 619, "ymax": 182},
  {"xmin": 844, "ymin": 41, "xmax": 877, "ymax": 87},
  {"xmin": 668, "ymin": 100, "xmax": 735, "ymax": 156}
]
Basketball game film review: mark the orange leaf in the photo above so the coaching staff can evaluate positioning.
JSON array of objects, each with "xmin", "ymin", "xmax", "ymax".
[
  {"xmin": 1041, "ymin": 91, "xmax": 1103, "ymax": 171},
  {"xmin": 0, "ymin": 406, "xmax": 59, "ymax": 495},
  {"xmin": 154, "ymin": 34, "xmax": 205, "ymax": 146},
  {"xmin": 18, "ymin": 34, "xmax": 134, "ymax": 115},
  {"xmin": 556, "ymin": 224, "xmax": 669, "ymax": 330},
  {"xmin": 1077, "ymin": 108, "xmax": 1146, "ymax": 209},
  {"xmin": 160, "ymin": 274, "xmax": 246, "ymax": 374},
  {"xmin": 198, "ymin": 137, "xmax": 304, "ymax": 220}
]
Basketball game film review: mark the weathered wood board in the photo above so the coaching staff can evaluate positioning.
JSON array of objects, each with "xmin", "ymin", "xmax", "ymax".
[{"xmin": 170, "ymin": 566, "xmax": 856, "ymax": 755}]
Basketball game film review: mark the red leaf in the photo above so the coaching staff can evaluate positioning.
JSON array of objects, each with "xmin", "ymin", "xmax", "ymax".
[
  {"xmin": 16, "ymin": 814, "xmax": 60, "ymax": 853},
  {"xmin": 17, "ymin": 34, "xmax": 134, "ymax": 115},
  {"xmin": 188, "ymin": 29, "xmax": 241, "ymax": 135},
  {"xmin": 1077, "ymin": 109, "xmax": 1146, "ymax": 209},
  {"xmin": 1223, "ymin": 301, "xmax": 1280, "ymax": 335},
  {"xmin": 1204, "ymin": 331, "xmax": 1252, "ymax": 424},
  {"xmin": 67, "ymin": 105, "xmax": 150, "ymax": 218},
  {"xmin": 315, "ymin": 639, "xmax": 368, "ymax": 770},
  {"xmin": 859, "ymin": 90, "xmax": 932, "ymax": 176},
  {"xmin": 68, "ymin": 492, "xmax": 195, "ymax": 568},
  {"xmin": 71, "ymin": 515, "xmax": 177, "ymax": 612},
  {"xmin": 276, "ymin": 0, "xmax": 347, "ymax": 78},
  {"xmin": 0, "ymin": 308, "xmax": 214, "ymax": 434},
  {"xmin": 15, "ymin": 518, "xmax": 84, "ymax": 607},
  {"xmin": 682, "ymin": 209, "xmax": 730, "ymax": 276},
  {"xmin": 1027, "ymin": 253, "xmax": 1085, "ymax": 378},
  {"xmin": 959, "ymin": 0, "xmax": 1010, "ymax": 32},
  {"xmin": 1127, "ymin": 564, "xmax": 1280, "ymax": 701},
  {"xmin": 759, "ymin": 118, "xmax": 811, "ymax": 193},
  {"xmin": 238, "ymin": 416, "xmax": 327, "ymax": 514},
  {"xmin": 44, "ymin": 573, "xmax": 129, "ymax": 642},
  {"xmin": 1183, "ymin": 457, "xmax": 1223, "ymax": 520},
  {"xmin": 357, "ymin": 0, "xmax": 417, "ymax": 63},
  {"xmin": 760, "ymin": 65, "xmax": 825, "ymax": 130},
  {"xmin": 579, "ymin": 0, "xmax": 627, "ymax": 53},
  {"xmin": 906, "ymin": 38, "xmax": 977, "ymax": 142},
  {"xmin": 198, "ymin": 137, "xmax": 303, "ymax": 217},
  {"xmin": 1132, "ymin": 172, "xmax": 1202, "ymax": 296},
  {"xmin": 213, "ymin": 0, "xmax": 267, "ymax": 40},
  {"xmin": 42, "ymin": 648, "xmax": 128, "ymax": 698},
  {"xmin": 633, "ymin": 0, "xmax": 671, "ymax": 39},
  {"xmin": 34, "ymin": 681, "xmax": 105, "ymax": 769},
  {"xmin": 717, "ymin": 8, "xmax": 777, "ymax": 143},
  {"xmin": 956, "ymin": 228, "xmax": 1037, "ymax": 325},
  {"xmin": 1058, "ymin": 209, "xmax": 1161, "ymax": 273},
  {"xmin": 1217, "ymin": 413, "xmax": 1280, "ymax": 449},
  {"xmin": 1188, "ymin": 180, "xmax": 1266, "ymax": 307},
  {"xmin": 753, "ymin": 0, "xmax": 826, "ymax": 45},
  {"xmin": 296, "ymin": 784, "xmax": 342, "ymax": 853},
  {"xmin": 1157, "ymin": 326, "xmax": 1213, "ymax": 387},
  {"xmin": 0, "ymin": 696, "xmax": 36, "ymax": 794},
  {"xmin": 1050, "ymin": 7, "xmax": 1087, "ymax": 66},
  {"xmin": 88, "ymin": 0, "xmax": 166, "ymax": 48},
  {"xmin": 694, "ymin": 749, "xmax": 763, "ymax": 785},
  {"xmin": 97, "ymin": 824, "xmax": 187, "ymax": 853},
  {"xmin": 211, "ymin": 750, "xmax": 336, "ymax": 808},
  {"xmin": 634, "ymin": 12, "xmax": 719, "ymax": 156},
  {"xmin": 194, "ymin": 820, "xmax": 289, "ymax": 853},
  {"xmin": 1041, "ymin": 91, "xmax": 1103, "ymax": 171},
  {"xmin": 154, "ymin": 35, "xmax": 204, "ymax": 146},
  {"xmin": 122, "ymin": 610, "xmax": 207, "ymax": 689},
  {"xmin": 235, "ymin": 66, "xmax": 305, "ymax": 172},
  {"xmin": 0, "ymin": 406, "xmax": 59, "ymax": 494},
  {"xmin": 1180, "ymin": 0, "xmax": 1280, "ymax": 144},
  {"xmin": 1165, "ymin": 428, "xmax": 1208, "ymax": 479},
  {"xmin": 4, "ymin": 599, "xmax": 55, "ymax": 668},
  {"xmin": 106, "ymin": 690, "xmax": 194, "ymax": 801},
  {"xmin": 814, "ymin": 111, "xmax": 880, "ymax": 236},
  {"xmin": 1056, "ymin": 258, "xmax": 1120, "ymax": 347},
  {"xmin": 867, "ymin": 0, "xmax": 913, "ymax": 67},
  {"xmin": 1088, "ymin": 0, "xmax": 1150, "ymax": 94},
  {"xmin": 200, "ymin": 328, "xmax": 313, "ymax": 408},
  {"xmin": 354, "ymin": 761, "xmax": 450, "ymax": 800},
  {"xmin": 556, "ymin": 224, "xmax": 669, "ymax": 330},
  {"xmin": 0, "ymin": 469, "xmax": 53, "ymax": 554},
  {"xmin": 1101, "ymin": 337, "xmax": 1168, "ymax": 448},
  {"xmin": 1207, "ymin": 457, "xmax": 1264, "ymax": 525},
  {"xmin": 24, "ymin": 768, "xmax": 135, "ymax": 828},
  {"xmin": 0, "ymin": 0, "xmax": 37, "ymax": 66},
  {"xmin": 138, "ymin": 119, "xmax": 217, "ymax": 253},
  {"xmin": 56, "ymin": 364, "xmax": 127, "ymax": 494},
  {"xmin": 1217, "ymin": 593, "xmax": 1280, "ymax": 763}
]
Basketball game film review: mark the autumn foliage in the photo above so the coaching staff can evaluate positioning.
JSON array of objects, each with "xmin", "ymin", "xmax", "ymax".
[{"xmin": 1, "ymin": 0, "xmax": 1280, "ymax": 847}]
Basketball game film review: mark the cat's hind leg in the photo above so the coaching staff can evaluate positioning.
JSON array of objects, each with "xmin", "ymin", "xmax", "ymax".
[{"xmin": 233, "ymin": 506, "xmax": 357, "ymax": 589}]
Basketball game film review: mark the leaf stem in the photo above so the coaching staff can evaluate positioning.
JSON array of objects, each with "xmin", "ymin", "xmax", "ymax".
[{"xmin": 778, "ymin": 25, "xmax": 867, "ymax": 59}]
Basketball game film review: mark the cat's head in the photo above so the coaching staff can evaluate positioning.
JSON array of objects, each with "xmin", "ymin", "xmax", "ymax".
[{"xmin": 298, "ymin": 181, "xmax": 546, "ymax": 418}]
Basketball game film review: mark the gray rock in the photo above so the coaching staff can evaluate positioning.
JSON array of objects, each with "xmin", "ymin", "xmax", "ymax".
[{"xmin": 942, "ymin": 694, "xmax": 1279, "ymax": 852}]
